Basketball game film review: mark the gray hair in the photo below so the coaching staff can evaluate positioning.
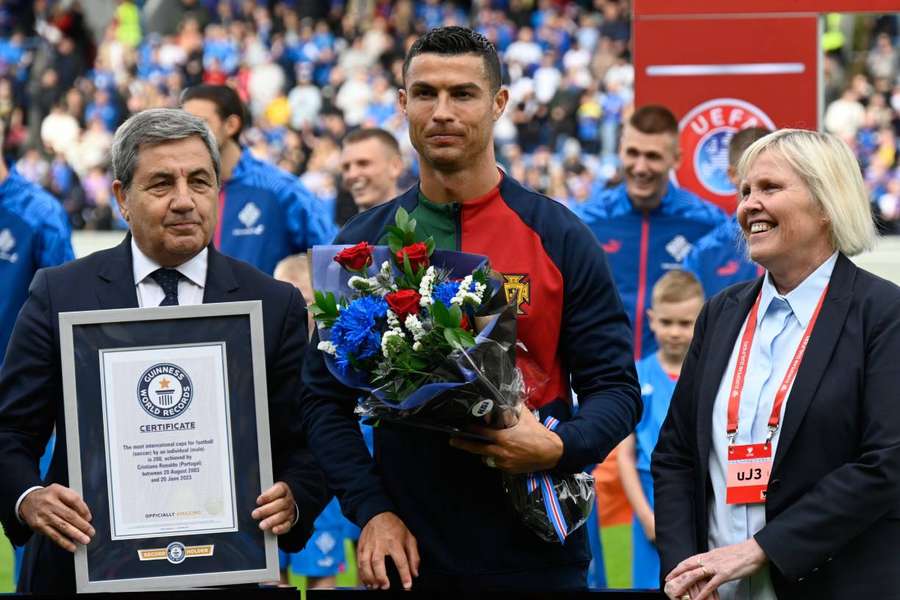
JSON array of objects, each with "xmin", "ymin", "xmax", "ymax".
[
  {"xmin": 737, "ymin": 128, "xmax": 877, "ymax": 256},
  {"xmin": 111, "ymin": 108, "xmax": 220, "ymax": 191}
]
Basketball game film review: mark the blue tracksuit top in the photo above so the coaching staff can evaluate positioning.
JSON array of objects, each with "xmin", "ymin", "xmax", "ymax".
[
  {"xmin": 682, "ymin": 216, "xmax": 761, "ymax": 299},
  {"xmin": 300, "ymin": 176, "xmax": 641, "ymax": 577},
  {"xmin": 574, "ymin": 183, "xmax": 725, "ymax": 358},
  {"xmin": 216, "ymin": 149, "xmax": 336, "ymax": 274},
  {"xmin": 0, "ymin": 168, "xmax": 73, "ymax": 360},
  {"xmin": 634, "ymin": 353, "xmax": 677, "ymax": 476}
]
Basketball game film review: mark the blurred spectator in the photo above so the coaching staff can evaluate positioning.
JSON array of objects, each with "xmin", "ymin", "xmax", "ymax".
[
  {"xmin": 867, "ymin": 32, "xmax": 899, "ymax": 82},
  {"xmin": 40, "ymin": 102, "xmax": 80, "ymax": 157},
  {"xmin": 0, "ymin": 2, "xmax": 893, "ymax": 245},
  {"xmin": 825, "ymin": 87, "xmax": 865, "ymax": 141}
]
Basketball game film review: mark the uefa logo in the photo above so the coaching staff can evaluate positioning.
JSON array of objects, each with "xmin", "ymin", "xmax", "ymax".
[
  {"xmin": 166, "ymin": 541, "xmax": 186, "ymax": 564},
  {"xmin": 675, "ymin": 98, "xmax": 776, "ymax": 205},
  {"xmin": 137, "ymin": 363, "xmax": 193, "ymax": 420}
]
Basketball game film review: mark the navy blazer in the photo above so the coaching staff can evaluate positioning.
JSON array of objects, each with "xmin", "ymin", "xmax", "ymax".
[
  {"xmin": 653, "ymin": 253, "xmax": 900, "ymax": 599},
  {"xmin": 0, "ymin": 236, "xmax": 329, "ymax": 592}
]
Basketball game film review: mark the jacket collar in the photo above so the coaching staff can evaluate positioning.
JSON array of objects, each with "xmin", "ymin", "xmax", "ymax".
[{"xmin": 97, "ymin": 234, "xmax": 239, "ymax": 307}]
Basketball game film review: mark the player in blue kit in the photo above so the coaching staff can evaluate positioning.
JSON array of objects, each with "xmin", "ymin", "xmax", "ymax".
[
  {"xmin": 181, "ymin": 85, "xmax": 335, "ymax": 274},
  {"xmin": 617, "ymin": 270, "xmax": 704, "ymax": 589}
]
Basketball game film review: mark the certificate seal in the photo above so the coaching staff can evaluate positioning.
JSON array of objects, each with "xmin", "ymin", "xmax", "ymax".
[
  {"xmin": 166, "ymin": 541, "xmax": 186, "ymax": 564},
  {"xmin": 138, "ymin": 363, "xmax": 194, "ymax": 420}
]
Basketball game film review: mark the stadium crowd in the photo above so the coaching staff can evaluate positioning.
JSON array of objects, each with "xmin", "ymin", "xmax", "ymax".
[
  {"xmin": 2, "ymin": 3, "xmax": 898, "ymax": 233},
  {"xmin": 0, "ymin": 0, "xmax": 632, "ymax": 230}
]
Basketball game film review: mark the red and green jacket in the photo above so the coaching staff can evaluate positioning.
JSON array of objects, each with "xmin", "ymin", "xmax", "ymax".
[{"xmin": 301, "ymin": 174, "xmax": 641, "ymax": 576}]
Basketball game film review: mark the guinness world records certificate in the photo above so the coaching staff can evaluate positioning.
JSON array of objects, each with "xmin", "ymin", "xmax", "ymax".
[
  {"xmin": 100, "ymin": 343, "xmax": 237, "ymax": 540},
  {"xmin": 60, "ymin": 302, "xmax": 278, "ymax": 592}
]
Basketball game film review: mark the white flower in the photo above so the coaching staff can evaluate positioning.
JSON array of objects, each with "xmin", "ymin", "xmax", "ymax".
[
  {"xmin": 418, "ymin": 266, "xmax": 437, "ymax": 307},
  {"xmin": 317, "ymin": 341, "xmax": 337, "ymax": 355},
  {"xmin": 451, "ymin": 275, "xmax": 486, "ymax": 306},
  {"xmin": 386, "ymin": 309, "xmax": 401, "ymax": 328},
  {"xmin": 404, "ymin": 314, "xmax": 426, "ymax": 341},
  {"xmin": 412, "ymin": 341, "xmax": 423, "ymax": 351},
  {"xmin": 381, "ymin": 327, "xmax": 406, "ymax": 358},
  {"xmin": 348, "ymin": 275, "xmax": 372, "ymax": 291}
]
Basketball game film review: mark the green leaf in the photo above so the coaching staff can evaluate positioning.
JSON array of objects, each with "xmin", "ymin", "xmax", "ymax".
[
  {"xmin": 388, "ymin": 238, "xmax": 402, "ymax": 254},
  {"xmin": 395, "ymin": 207, "xmax": 409, "ymax": 229},
  {"xmin": 386, "ymin": 226, "xmax": 406, "ymax": 240},
  {"xmin": 456, "ymin": 329, "xmax": 476, "ymax": 348},
  {"xmin": 407, "ymin": 218, "xmax": 417, "ymax": 234},
  {"xmin": 443, "ymin": 327, "xmax": 461, "ymax": 348},
  {"xmin": 449, "ymin": 304, "xmax": 462, "ymax": 327},
  {"xmin": 325, "ymin": 292, "xmax": 338, "ymax": 314},
  {"xmin": 424, "ymin": 237, "xmax": 435, "ymax": 256},
  {"xmin": 402, "ymin": 253, "xmax": 415, "ymax": 279},
  {"xmin": 431, "ymin": 300, "xmax": 452, "ymax": 328}
]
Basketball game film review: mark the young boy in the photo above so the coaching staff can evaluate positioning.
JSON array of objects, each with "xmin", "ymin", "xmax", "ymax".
[{"xmin": 617, "ymin": 270, "xmax": 704, "ymax": 589}]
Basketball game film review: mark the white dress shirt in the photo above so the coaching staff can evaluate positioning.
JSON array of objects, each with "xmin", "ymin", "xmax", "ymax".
[
  {"xmin": 707, "ymin": 252, "xmax": 837, "ymax": 600},
  {"xmin": 132, "ymin": 238, "xmax": 207, "ymax": 307}
]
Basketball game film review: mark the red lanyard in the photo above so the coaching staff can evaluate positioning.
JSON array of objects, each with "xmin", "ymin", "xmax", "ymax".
[{"xmin": 726, "ymin": 285, "xmax": 829, "ymax": 444}]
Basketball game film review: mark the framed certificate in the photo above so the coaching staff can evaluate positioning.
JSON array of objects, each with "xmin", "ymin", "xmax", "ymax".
[{"xmin": 59, "ymin": 302, "xmax": 278, "ymax": 592}]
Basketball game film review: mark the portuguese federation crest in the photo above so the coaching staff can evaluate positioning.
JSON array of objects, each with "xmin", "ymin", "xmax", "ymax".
[
  {"xmin": 137, "ymin": 363, "xmax": 194, "ymax": 419},
  {"xmin": 675, "ymin": 98, "xmax": 776, "ymax": 211}
]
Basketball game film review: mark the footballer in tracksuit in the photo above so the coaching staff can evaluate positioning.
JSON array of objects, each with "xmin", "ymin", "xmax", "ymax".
[
  {"xmin": 0, "ymin": 165, "xmax": 73, "ymax": 361},
  {"xmin": 575, "ymin": 183, "xmax": 725, "ymax": 361},
  {"xmin": 182, "ymin": 85, "xmax": 336, "ymax": 275},
  {"xmin": 0, "ymin": 162, "xmax": 73, "ymax": 582},
  {"xmin": 302, "ymin": 176, "xmax": 643, "ymax": 589},
  {"xmin": 300, "ymin": 26, "xmax": 641, "ymax": 592},
  {"xmin": 213, "ymin": 148, "xmax": 336, "ymax": 274}
]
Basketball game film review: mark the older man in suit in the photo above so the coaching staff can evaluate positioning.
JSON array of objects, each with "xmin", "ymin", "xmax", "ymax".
[{"xmin": 0, "ymin": 108, "xmax": 330, "ymax": 592}]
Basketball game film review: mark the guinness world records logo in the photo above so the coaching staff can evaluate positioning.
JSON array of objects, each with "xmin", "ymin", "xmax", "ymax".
[
  {"xmin": 137, "ymin": 363, "xmax": 193, "ymax": 419},
  {"xmin": 675, "ymin": 98, "xmax": 776, "ymax": 209}
]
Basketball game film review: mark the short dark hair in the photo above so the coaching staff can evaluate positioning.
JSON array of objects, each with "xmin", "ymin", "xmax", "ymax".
[
  {"xmin": 179, "ymin": 84, "xmax": 247, "ymax": 143},
  {"xmin": 728, "ymin": 127, "xmax": 772, "ymax": 167},
  {"xmin": 628, "ymin": 105, "xmax": 679, "ymax": 136},
  {"xmin": 342, "ymin": 127, "xmax": 401, "ymax": 156},
  {"xmin": 403, "ymin": 26, "xmax": 502, "ymax": 93}
]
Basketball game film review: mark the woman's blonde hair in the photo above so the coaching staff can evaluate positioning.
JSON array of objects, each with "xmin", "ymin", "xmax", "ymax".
[{"xmin": 736, "ymin": 128, "xmax": 876, "ymax": 256}]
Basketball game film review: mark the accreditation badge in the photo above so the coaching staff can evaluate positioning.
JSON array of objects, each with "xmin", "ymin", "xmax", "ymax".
[{"xmin": 726, "ymin": 443, "xmax": 772, "ymax": 505}]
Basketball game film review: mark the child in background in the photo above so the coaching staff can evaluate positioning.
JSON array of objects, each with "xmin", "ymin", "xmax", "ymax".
[{"xmin": 617, "ymin": 270, "xmax": 704, "ymax": 589}]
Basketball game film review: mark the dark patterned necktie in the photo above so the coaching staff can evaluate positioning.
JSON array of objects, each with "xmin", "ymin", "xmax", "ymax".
[{"xmin": 150, "ymin": 268, "xmax": 182, "ymax": 306}]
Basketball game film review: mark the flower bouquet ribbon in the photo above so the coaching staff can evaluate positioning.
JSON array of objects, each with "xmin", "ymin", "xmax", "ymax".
[{"xmin": 503, "ymin": 416, "xmax": 595, "ymax": 543}]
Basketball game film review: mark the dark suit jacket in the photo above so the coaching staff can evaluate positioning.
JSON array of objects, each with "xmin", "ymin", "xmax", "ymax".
[
  {"xmin": 0, "ymin": 237, "xmax": 330, "ymax": 592},
  {"xmin": 653, "ymin": 253, "xmax": 900, "ymax": 599}
]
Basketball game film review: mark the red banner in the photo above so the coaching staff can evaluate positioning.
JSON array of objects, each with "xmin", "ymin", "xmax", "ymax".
[
  {"xmin": 635, "ymin": 0, "xmax": 900, "ymax": 16},
  {"xmin": 634, "ymin": 16, "xmax": 819, "ymax": 212}
]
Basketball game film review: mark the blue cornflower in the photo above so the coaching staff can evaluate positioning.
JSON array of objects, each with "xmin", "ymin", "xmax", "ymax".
[
  {"xmin": 330, "ymin": 296, "xmax": 388, "ymax": 373},
  {"xmin": 432, "ymin": 281, "xmax": 460, "ymax": 308}
]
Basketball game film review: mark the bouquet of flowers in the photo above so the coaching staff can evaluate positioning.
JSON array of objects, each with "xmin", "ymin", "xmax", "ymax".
[{"xmin": 309, "ymin": 208, "xmax": 594, "ymax": 543}]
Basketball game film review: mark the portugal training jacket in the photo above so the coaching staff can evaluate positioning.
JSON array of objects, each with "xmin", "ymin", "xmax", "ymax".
[{"xmin": 301, "ymin": 174, "xmax": 641, "ymax": 578}]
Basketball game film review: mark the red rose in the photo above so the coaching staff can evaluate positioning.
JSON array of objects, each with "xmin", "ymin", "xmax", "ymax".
[
  {"xmin": 460, "ymin": 314, "xmax": 470, "ymax": 331},
  {"xmin": 334, "ymin": 242, "xmax": 373, "ymax": 271},
  {"xmin": 386, "ymin": 289, "xmax": 422, "ymax": 321},
  {"xmin": 396, "ymin": 242, "xmax": 430, "ymax": 271}
]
